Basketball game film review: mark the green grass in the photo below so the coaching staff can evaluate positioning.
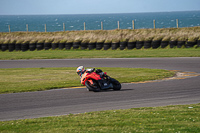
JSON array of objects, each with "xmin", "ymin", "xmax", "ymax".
[
  {"xmin": 0, "ymin": 67, "xmax": 175, "ymax": 94},
  {"xmin": 0, "ymin": 48, "xmax": 200, "ymax": 60},
  {"xmin": 0, "ymin": 103, "xmax": 199, "ymax": 133}
]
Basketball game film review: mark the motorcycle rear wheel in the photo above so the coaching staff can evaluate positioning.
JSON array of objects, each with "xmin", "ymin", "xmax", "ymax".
[
  {"xmin": 85, "ymin": 80, "xmax": 100, "ymax": 92},
  {"xmin": 110, "ymin": 78, "xmax": 121, "ymax": 90}
]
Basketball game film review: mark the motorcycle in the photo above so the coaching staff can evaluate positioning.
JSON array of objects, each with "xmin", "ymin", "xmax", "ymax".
[{"xmin": 80, "ymin": 68, "xmax": 121, "ymax": 92}]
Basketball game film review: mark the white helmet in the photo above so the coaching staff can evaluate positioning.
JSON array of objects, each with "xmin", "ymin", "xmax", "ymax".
[{"xmin": 76, "ymin": 66, "xmax": 85, "ymax": 76}]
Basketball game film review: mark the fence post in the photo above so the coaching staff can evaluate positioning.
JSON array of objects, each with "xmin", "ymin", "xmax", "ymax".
[
  {"xmin": 117, "ymin": 21, "xmax": 120, "ymax": 29},
  {"xmin": 153, "ymin": 20, "xmax": 156, "ymax": 29},
  {"xmin": 101, "ymin": 21, "xmax": 103, "ymax": 30},
  {"xmin": 45, "ymin": 24, "xmax": 47, "ymax": 32},
  {"xmin": 84, "ymin": 22, "xmax": 86, "ymax": 31},
  {"xmin": 26, "ymin": 24, "xmax": 28, "ymax": 32},
  {"xmin": 8, "ymin": 25, "xmax": 11, "ymax": 33},
  {"xmin": 176, "ymin": 19, "xmax": 179, "ymax": 28},
  {"xmin": 63, "ymin": 23, "xmax": 65, "ymax": 31},
  {"xmin": 132, "ymin": 20, "xmax": 135, "ymax": 30}
]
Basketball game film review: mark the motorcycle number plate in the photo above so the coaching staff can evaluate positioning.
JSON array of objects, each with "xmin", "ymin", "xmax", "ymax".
[{"xmin": 104, "ymin": 83, "xmax": 108, "ymax": 86}]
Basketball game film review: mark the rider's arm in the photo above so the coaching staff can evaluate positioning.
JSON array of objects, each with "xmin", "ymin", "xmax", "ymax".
[{"xmin": 86, "ymin": 68, "xmax": 95, "ymax": 73}]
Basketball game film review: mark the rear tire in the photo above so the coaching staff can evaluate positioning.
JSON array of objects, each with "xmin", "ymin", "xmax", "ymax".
[
  {"xmin": 110, "ymin": 78, "xmax": 121, "ymax": 90},
  {"xmin": 85, "ymin": 80, "xmax": 100, "ymax": 92}
]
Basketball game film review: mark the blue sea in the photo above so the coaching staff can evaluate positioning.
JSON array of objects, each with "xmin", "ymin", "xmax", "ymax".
[{"xmin": 0, "ymin": 11, "xmax": 200, "ymax": 32}]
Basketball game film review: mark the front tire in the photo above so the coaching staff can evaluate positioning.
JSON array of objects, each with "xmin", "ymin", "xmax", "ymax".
[
  {"xmin": 85, "ymin": 80, "xmax": 100, "ymax": 92},
  {"xmin": 110, "ymin": 78, "xmax": 121, "ymax": 90}
]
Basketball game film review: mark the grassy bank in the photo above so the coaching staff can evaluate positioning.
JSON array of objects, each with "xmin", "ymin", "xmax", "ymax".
[
  {"xmin": 0, "ymin": 67, "xmax": 175, "ymax": 94},
  {"xmin": 1, "ymin": 103, "xmax": 199, "ymax": 132},
  {"xmin": 0, "ymin": 27, "xmax": 200, "ymax": 43},
  {"xmin": 0, "ymin": 48, "xmax": 200, "ymax": 60}
]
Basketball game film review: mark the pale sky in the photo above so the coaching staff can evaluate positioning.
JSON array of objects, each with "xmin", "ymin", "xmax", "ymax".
[{"xmin": 0, "ymin": 0, "xmax": 200, "ymax": 15}]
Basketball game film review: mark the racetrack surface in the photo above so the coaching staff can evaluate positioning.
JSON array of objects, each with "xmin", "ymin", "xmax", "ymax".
[{"xmin": 0, "ymin": 58, "xmax": 200, "ymax": 121}]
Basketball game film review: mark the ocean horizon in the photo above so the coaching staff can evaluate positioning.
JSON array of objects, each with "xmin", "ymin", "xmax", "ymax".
[{"xmin": 0, "ymin": 11, "xmax": 200, "ymax": 32}]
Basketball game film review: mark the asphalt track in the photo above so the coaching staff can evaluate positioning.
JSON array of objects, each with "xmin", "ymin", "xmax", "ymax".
[{"xmin": 0, "ymin": 58, "xmax": 200, "ymax": 121}]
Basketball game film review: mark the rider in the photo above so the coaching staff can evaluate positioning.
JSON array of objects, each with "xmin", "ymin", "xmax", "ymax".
[{"xmin": 76, "ymin": 66, "xmax": 105, "ymax": 78}]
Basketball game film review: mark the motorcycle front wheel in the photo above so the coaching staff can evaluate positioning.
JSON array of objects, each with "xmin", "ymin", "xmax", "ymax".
[
  {"xmin": 110, "ymin": 78, "xmax": 121, "ymax": 90},
  {"xmin": 85, "ymin": 80, "xmax": 100, "ymax": 92}
]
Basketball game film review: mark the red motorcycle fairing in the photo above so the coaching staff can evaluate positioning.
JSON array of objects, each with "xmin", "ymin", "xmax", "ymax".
[{"xmin": 81, "ymin": 72, "xmax": 101, "ymax": 85}]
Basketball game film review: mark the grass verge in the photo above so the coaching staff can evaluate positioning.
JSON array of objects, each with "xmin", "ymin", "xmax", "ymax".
[
  {"xmin": 0, "ymin": 48, "xmax": 200, "ymax": 60},
  {"xmin": 0, "ymin": 103, "xmax": 199, "ymax": 132},
  {"xmin": 0, "ymin": 67, "xmax": 175, "ymax": 94}
]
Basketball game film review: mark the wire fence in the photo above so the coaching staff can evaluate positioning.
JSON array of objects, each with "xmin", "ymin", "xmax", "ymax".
[{"xmin": 5, "ymin": 19, "xmax": 181, "ymax": 33}]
